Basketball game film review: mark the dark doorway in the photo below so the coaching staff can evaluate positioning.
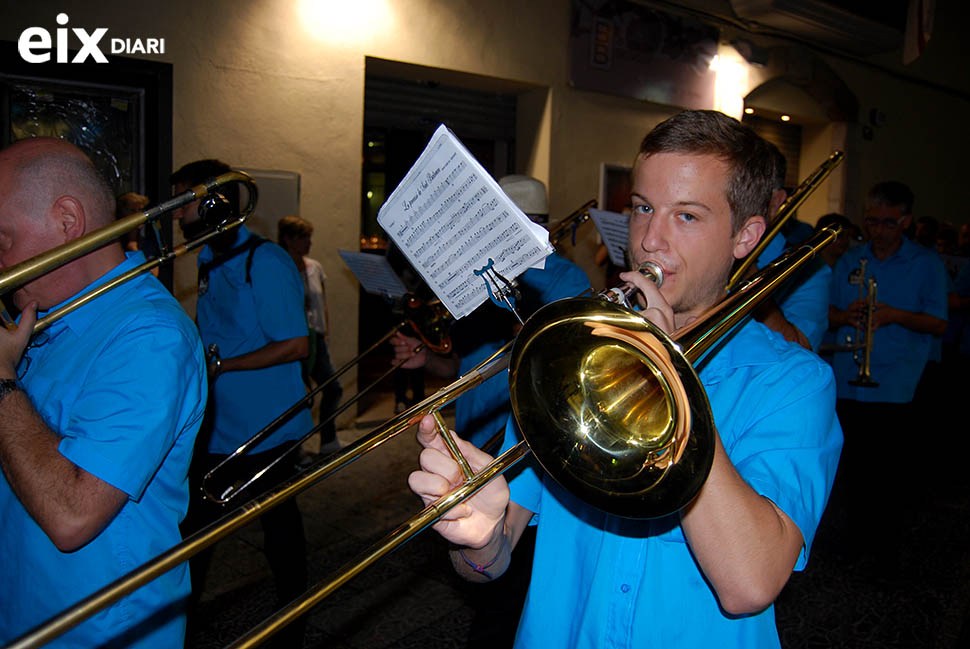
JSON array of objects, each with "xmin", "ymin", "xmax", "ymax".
[{"xmin": 357, "ymin": 64, "xmax": 519, "ymax": 413}]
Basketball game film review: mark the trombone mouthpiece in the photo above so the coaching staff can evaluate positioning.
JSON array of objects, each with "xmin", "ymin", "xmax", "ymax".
[
  {"xmin": 600, "ymin": 261, "xmax": 664, "ymax": 308},
  {"xmin": 636, "ymin": 261, "xmax": 664, "ymax": 289}
]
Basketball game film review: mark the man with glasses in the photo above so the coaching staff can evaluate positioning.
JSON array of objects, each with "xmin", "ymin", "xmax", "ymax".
[{"xmin": 828, "ymin": 180, "xmax": 947, "ymax": 568}]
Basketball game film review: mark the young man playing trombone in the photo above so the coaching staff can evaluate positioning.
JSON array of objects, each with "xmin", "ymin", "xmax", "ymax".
[
  {"xmin": 408, "ymin": 110, "xmax": 843, "ymax": 647},
  {"xmin": 0, "ymin": 138, "xmax": 207, "ymax": 648}
]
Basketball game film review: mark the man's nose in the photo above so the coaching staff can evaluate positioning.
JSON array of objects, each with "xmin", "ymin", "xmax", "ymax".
[{"xmin": 638, "ymin": 215, "xmax": 668, "ymax": 252}]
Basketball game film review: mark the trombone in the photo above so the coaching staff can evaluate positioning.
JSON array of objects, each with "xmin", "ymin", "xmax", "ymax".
[
  {"xmin": 201, "ymin": 198, "xmax": 599, "ymax": 502},
  {"xmin": 6, "ymin": 224, "xmax": 842, "ymax": 649},
  {"xmin": 0, "ymin": 171, "xmax": 258, "ymax": 334},
  {"xmin": 727, "ymin": 151, "xmax": 844, "ymax": 291}
]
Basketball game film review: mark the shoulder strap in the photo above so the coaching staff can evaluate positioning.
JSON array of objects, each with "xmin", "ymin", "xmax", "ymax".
[
  {"xmin": 198, "ymin": 236, "xmax": 267, "ymax": 290},
  {"xmin": 245, "ymin": 237, "xmax": 268, "ymax": 284}
]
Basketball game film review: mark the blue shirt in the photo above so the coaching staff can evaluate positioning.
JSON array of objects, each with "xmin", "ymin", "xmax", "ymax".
[
  {"xmin": 456, "ymin": 253, "xmax": 591, "ymax": 448},
  {"xmin": 829, "ymin": 238, "xmax": 948, "ymax": 402},
  {"xmin": 755, "ymin": 232, "xmax": 832, "ymax": 352},
  {"xmin": 197, "ymin": 226, "xmax": 312, "ymax": 454},
  {"xmin": 501, "ymin": 320, "xmax": 842, "ymax": 648},
  {"xmin": 0, "ymin": 252, "xmax": 207, "ymax": 649}
]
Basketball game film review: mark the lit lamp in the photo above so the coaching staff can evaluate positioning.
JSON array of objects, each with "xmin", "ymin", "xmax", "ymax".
[{"xmin": 711, "ymin": 53, "xmax": 749, "ymax": 121}]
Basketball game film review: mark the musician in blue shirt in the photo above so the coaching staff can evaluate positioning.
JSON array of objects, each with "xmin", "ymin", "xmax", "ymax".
[
  {"xmin": 408, "ymin": 111, "xmax": 842, "ymax": 648},
  {"xmin": 0, "ymin": 138, "xmax": 206, "ymax": 648}
]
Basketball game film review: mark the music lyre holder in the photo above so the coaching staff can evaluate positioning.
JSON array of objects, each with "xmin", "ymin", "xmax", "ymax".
[{"xmin": 474, "ymin": 258, "xmax": 524, "ymax": 325}]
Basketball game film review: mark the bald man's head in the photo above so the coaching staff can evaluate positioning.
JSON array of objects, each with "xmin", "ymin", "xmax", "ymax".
[
  {"xmin": 0, "ymin": 138, "xmax": 124, "ymax": 309},
  {"xmin": 1, "ymin": 137, "xmax": 115, "ymax": 229}
]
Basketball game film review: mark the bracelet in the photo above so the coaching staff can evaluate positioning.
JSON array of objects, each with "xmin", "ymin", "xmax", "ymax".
[
  {"xmin": 0, "ymin": 378, "xmax": 24, "ymax": 405},
  {"xmin": 458, "ymin": 548, "xmax": 498, "ymax": 579}
]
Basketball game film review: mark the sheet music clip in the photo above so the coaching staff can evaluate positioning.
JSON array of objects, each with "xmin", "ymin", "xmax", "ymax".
[{"xmin": 474, "ymin": 258, "xmax": 523, "ymax": 324}]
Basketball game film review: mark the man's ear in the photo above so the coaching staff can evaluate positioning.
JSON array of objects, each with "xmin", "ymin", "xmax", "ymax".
[
  {"xmin": 51, "ymin": 195, "xmax": 86, "ymax": 242},
  {"xmin": 733, "ymin": 214, "xmax": 767, "ymax": 260}
]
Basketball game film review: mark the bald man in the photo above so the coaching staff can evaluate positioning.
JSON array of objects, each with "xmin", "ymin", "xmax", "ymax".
[{"xmin": 0, "ymin": 138, "xmax": 207, "ymax": 648}]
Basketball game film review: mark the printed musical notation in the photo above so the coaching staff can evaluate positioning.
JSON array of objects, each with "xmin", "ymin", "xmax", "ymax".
[
  {"xmin": 337, "ymin": 250, "xmax": 408, "ymax": 298},
  {"xmin": 378, "ymin": 124, "xmax": 552, "ymax": 319},
  {"xmin": 589, "ymin": 208, "xmax": 630, "ymax": 267}
]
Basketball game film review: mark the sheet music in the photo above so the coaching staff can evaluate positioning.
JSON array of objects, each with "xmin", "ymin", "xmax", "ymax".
[
  {"xmin": 377, "ymin": 124, "xmax": 552, "ymax": 319},
  {"xmin": 337, "ymin": 250, "xmax": 408, "ymax": 298},
  {"xmin": 589, "ymin": 208, "xmax": 630, "ymax": 267}
]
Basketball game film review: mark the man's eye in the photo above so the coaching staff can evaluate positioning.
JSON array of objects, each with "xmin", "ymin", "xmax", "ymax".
[
  {"xmin": 633, "ymin": 204, "xmax": 652, "ymax": 215},
  {"xmin": 678, "ymin": 212, "xmax": 696, "ymax": 223}
]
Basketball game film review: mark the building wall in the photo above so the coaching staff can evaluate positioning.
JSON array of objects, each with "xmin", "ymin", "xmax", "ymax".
[{"xmin": 3, "ymin": 0, "xmax": 969, "ymax": 373}]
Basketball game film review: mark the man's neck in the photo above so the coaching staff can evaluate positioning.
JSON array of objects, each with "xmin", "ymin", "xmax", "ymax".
[
  {"xmin": 210, "ymin": 229, "xmax": 242, "ymax": 256},
  {"xmin": 871, "ymin": 236, "xmax": 903, "ymax": 261},
  {"xmin": 41, "ymin": 246, "xmax": 126, "ymax": 309}
]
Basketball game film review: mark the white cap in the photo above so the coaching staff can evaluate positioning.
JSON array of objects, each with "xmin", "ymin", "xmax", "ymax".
[{"xmin": 499, "ymin": 175, "xmax": 548, "ymax": 217}]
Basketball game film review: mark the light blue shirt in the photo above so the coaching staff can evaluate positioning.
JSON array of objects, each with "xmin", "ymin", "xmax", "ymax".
[
  {"xmin": 829, "ymin": 238, "xmax": 948, "ymax": 402},
  {"xmin": 197, "ymin": 226, "xmax": 312, "ymax": 454},
  {"xmin": 756, "ymin": 232, "xmax": 832, "ymax": 352},
  {"xmin": 501, "ymin": 320, "xmax": 842, "ymax": 648},
  {"xmin": 0, "ymin": 252, "xmax": 207, "ymax": 649},
  {"xmin": 456, "ymin": 253, "xmax": 590, "ymax": 448}
]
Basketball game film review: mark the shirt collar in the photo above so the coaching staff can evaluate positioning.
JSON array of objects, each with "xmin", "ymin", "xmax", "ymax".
[
  {"xmin": 695, "ymin": 319, "xmax": 780, "ymax": 385},
  {"xmin": 37, "ymin": 251, "xmax": 149, "ymax": 338},
  {"xmin": 863, "ymin": 236, "xmax": 920, "ymax": 264}
]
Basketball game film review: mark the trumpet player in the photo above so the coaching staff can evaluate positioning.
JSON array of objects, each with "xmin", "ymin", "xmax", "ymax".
[
  {"xmin": 0, "ymin": 138, "xmax": 207, "ymax": 648},
  {"xmin": 409, "ymin": 110, "xmax": 842, "ymax": 647},
  {"xmin": 828, "ymin": 180, "xmax": 948, "ymax": 565}
]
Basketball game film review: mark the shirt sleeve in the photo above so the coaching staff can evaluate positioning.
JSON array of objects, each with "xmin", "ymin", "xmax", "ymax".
[
  {"xmin": 720, "ymin": 354, "xmax": 843, "ymax": 571},
  {"xmin": 249, "ymin": 244, "xmax": 310, "ymax": 342},
  {"xmin": 58, "ymin": 308, "xmax": 206, "ymax": 501},
  {"xmin": 778, "ymin": 263, "xmax": 832, "ymax": 351},
  {"xmin": 500, "ymin": 415, "xmax": 542, "ymax": 518}
]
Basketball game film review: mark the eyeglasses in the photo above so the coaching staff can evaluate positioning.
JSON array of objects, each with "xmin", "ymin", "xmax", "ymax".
[{"xmin": 863, "ymin": 216, "xmax": 905, "ymax": 229}]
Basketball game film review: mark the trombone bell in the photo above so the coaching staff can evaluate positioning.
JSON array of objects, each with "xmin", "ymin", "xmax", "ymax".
[{"xmin": 509, "ymin": 298, "xmax": 715, "ymax": 519}]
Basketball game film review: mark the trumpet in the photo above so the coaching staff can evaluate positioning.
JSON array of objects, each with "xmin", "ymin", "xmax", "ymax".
[
  {"xmin": 6, "ymin": 224, "xmax": 842, "ymax": 649},
  {"xmin": 0, "ymin": 171, "xmax": 258, "ymax": 335},
  {"xmin": 848, "ymin": 264, "xmax": 879, "ymax": 388}
]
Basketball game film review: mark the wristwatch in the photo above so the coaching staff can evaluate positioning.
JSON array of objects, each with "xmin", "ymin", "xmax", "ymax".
[{"xmin": 0, "ymin": 378, "xmax": 23, "ymax": 405}]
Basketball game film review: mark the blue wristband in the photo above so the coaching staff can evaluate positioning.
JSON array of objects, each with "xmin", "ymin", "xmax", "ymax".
[{"xmin": 458, "ymin": 548, "xmax": 498, "ymax": 579}]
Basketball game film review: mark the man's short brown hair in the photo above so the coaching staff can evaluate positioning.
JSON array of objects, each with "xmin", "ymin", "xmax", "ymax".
[{"xmin": 637, "ymin": 110, "xmax": 775, "ymax": 232}]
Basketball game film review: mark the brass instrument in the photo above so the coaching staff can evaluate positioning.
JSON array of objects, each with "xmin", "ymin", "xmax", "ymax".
[
  {"xmin": 7, "ymin": 225, "xmax": 841, "ymax": 649},
  {"xmin": 848, "ymin": 274, "xmax": 879, "ymax": 388},
  {"xmin": 0, "ymin": 171, "xmax": 258, "ymax": 335},
  {"xmin": 201, "ymin": 199, "xmax": 597, "ymax": 502},
  {"xmin": 547, "ymin": 198, "xmax": 596, "ymax": 247},
  {"xmin": 727, "ymin": 151, "xmax": 844, "ymax": 291}
]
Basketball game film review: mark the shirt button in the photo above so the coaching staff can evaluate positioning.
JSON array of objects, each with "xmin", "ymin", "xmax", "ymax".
[{"xmin": 620, "ymin": 584, "xmax": 631, "ymax": 593}]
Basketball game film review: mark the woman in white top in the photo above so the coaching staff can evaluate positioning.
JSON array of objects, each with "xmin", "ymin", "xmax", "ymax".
[{"xmin": 278, "ymin": 215, "xmax": 342, "ymax": 455}]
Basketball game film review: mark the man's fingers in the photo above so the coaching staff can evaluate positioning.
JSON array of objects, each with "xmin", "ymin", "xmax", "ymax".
[
  {"xmin": 418, "ymin": 446, "xmax": 464, "ymax": 486},
  {"xmin": 415, "ymin": 413, "xmax": 441, "ymax": 447},
  {"xmin": 408, "ymin": 469, "xmax": 453, "ymax": 502},
  {"xmin": 13, "ymin": 303, "xmax": 37, "ymax": 349}
]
